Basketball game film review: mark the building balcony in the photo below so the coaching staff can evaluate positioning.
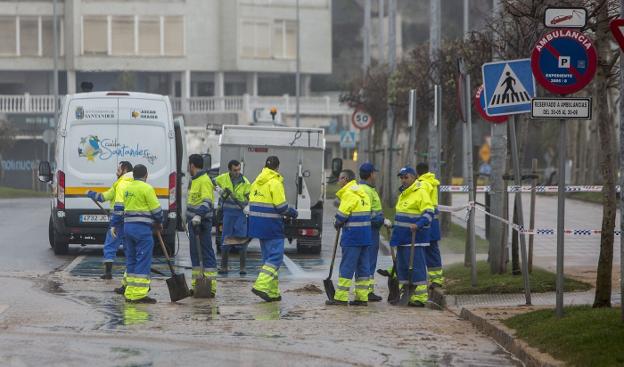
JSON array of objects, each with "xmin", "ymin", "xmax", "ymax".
[{"xmin": 0, "ymin": 93, "xmax": 350, "ymax": 116}]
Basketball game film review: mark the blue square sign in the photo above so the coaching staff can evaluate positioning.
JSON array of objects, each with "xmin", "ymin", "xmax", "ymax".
[{"xmin": 481, "ymin": 58, "xmax": 536, "ymax": 116}]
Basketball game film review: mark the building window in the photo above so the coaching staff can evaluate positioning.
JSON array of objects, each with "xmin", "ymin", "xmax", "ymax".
[
  {"xmin": 240, "ymin": 20, "xmax": 271, "ymax": 59},
  {"xmin": 81, "ymin": 15, "xmax": 184, "ymax": 57},
  {"xmin": 138, "ymin": 16, "xmax": 161, "ymax": 56},
  {"xmin": 242, "ymin": 19, "xmax": 296, "ymax": 60},
  {"xmin": 164, "ymin": 16, "xmax": 184, "ymax": 56},
  {"xmin": 0, "ymin": 17, "xmax": 17, "ymax": 55},
  {"xmin": 20, "ymin": 17, "xmax": 39, "ymax": 56},
  {"xmin": 272, "ymin": 20, "xmax": 297, "ymax": 59},
  {"xmin": 111, "ymin": 16, "xmax": 135, "ymax": 55},
  {"xmin": 41, "ymin": 17, "xmax": 63, "ymax": 57},
  {"xmin": 83, "ymin": 16, "xmax": 108, "ymax": 55}
]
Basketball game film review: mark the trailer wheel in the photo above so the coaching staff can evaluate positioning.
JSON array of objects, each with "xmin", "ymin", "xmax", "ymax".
[{"xmin": 296, "ymin": 237, "xmax": 321, "ymax": 255}]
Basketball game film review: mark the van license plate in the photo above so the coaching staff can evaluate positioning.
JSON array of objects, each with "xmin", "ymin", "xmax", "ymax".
[{"xmin": 80, "ymin": 214, "xmax": 109, "ymax": 223}]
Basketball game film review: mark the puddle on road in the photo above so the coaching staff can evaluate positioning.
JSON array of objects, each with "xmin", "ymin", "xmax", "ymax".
[{"xmin": 40, "ymin": 279, "xmax": 67, "ymax": 295}]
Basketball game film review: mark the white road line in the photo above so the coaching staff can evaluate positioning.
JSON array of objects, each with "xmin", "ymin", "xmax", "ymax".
[{"xmin": 61, "ymin": 255, "xmax": 86, "ymax": 276}]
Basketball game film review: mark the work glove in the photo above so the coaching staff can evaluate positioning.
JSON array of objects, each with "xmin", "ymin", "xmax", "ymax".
[
  {"xmin": 243, "ymin": 205, "xmax": 250, "ymax": 215},
  {"xmin": 86, "ymin": 190, "xmax": 99, "ymax": 201},
  {"xmin": 286, "ymin": 207, "xmax": 298, "ymax": 219},
  {"xmin": 383, "ymin": 218, "xmax": 393, "ymax": 228},
  {"xmin": 334, "ymin": 219, "xmax": 344, "ymax": 231},
  {"xmin": 110, "ymin": 227, "xmax": 117, "ymax": 239},
  {"xmin": 191, "ymin": 215, "xmax": 202, "ymax": 232},
  {"xmin": 215, "ymin": 186, "xmax": 223, "ymax": 196}
]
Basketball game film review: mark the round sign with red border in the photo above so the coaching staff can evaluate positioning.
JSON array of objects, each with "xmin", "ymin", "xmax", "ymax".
[
  {"xmin": 351, "ymin": 108, "xmax": 373, "ymax": 130},
  {"xmin": 474, "ymin": 85, "xmax": 508, "ymax": 123},
  {"xmin": 530, "ymin": 29, "xmax": 597, "ymax": 94}
]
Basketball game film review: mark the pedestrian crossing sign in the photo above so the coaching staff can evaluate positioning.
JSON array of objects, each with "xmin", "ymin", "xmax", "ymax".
[
  {"xmin": 340, "ymin": 131, "xmax": 356, "ymax": 148},
  {"xmin": 481, "ymin": 58, "xmax": 536, "ymax": 116}
]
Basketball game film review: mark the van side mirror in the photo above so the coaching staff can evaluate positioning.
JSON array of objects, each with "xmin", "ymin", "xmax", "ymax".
[
  {"xmin": 331, "ymin": 158, "xmax": 343, "ymax": 178},
  {"xmin": 201, "ymin": 153, "xmax": 212, "ymax": 171},
  {"xmin": 38, "ymin": 161, "xmax": 53, "ymax": 183}
]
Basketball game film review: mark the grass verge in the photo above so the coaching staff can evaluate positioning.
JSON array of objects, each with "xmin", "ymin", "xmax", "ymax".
[
  {"xmin": 0, "ymin": 186, "xmax": 49, "ymax": 199},
  {"xmin": 444, "ymin": 260, "xmax": 591, "ymax": 295},
  {"xmin": 503, "ymin": 306, "xmax": 624, "ymax": 367}
]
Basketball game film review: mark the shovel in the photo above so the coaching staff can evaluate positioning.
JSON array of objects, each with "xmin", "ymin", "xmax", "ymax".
[
  {"xmin": 156, "ymin": 231, "xmax": 191, "ymax": 302},
  {"xmin": 192, "ymin": 225, "xmax": 213, "ymax": 298},
  {"xmin": 398, "ymin": 229, "xmax": 417, "ymax": 306},
  {"xmin": 323, "ymin": 228, "xmax": 341, "ymax": 301}
]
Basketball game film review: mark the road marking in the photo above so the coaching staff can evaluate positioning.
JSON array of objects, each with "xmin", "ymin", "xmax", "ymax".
[{"xmin": 61, "ymin": 255, "xmax": 86, "ymax": 276}]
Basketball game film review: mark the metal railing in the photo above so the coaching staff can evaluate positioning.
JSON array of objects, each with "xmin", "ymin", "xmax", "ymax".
[{"xmin": 0, "ymin": 94, "xmax": 350, "ymax": 116}]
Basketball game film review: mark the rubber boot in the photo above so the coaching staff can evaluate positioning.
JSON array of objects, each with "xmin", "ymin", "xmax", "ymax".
[
  {"xmin": 101, "ymin": 262, "xmax": 113, "ymax": 280},
  {"xmin": 239, "ymin": 245, "xmax": 247, "ymax": 275},
  {"xmin": 218, "ymin": 248, "xmax": 229, "ymax": 274}
]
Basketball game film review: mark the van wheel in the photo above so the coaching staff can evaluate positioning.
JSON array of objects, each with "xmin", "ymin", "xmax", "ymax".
[
  {"xmin": 296, "ymin": 237, "xmax": 322, "ymax": 255},
  {"xmin": 48, "ymin": 216, "xmax": 54, "ymax": 248},
  {"xmin": 52, "ymin": 223, "xmax": 70, "ymax": 255}
]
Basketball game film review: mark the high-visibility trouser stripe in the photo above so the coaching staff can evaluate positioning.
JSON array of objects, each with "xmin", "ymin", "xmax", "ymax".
[
  {"xmin": 344, "ymin": 221, "xmax": 372, "ymax": 227},
  {"xmin": 248, "ymin": 211, "xmax": 282, "ymax": 219},
  {"xmin": 398, "ymin": 242, "xmax": 430, "ymax": 247},
  {"xmin": 336, "ymin": 285, "xmax": 350, "ymax": 291},
  {"xmin": 260, "ymin": 269, "xmax": 278, "ymax": 279},
  {"xmin": 124, "ymin": 216, "xmax": 154, "ymax": 224},
  {"xmin": 126, "ymin": 281, "xmax": 150, "ymax": 288},
  {"xmin": 127, "ymin": 273, "xmax": 149, "ymax": 279}
]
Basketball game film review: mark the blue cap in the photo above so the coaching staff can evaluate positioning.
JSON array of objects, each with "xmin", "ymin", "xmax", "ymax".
[
  {"xmin": 359, "ymin": 162, "xmax": 378, "ymax": 174},
  {"xmin": 397, "ymin": 166, "xmax": 416, "ymax": 177}
]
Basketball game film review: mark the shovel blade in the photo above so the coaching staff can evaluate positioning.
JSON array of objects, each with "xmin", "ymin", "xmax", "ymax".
[
  {"xmin": 166, "ymin": 273, "xmax": 191, "ymax": 302},
  {"xmin": 323, "ymin": 278, "xmax": 335, "ymax": 301},
  {"xmin": 193, "ymin": 276, "xmax": 213, "ymax": 298},
  {"xmin": 398, "ymin": 286, "xmax": 412, "ymax": 306},
  {"xmin": 387, "ymin": 277, "xmax": 400, "ymax": 304}
]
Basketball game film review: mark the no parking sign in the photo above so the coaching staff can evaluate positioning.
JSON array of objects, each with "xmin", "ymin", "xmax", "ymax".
[{"xmin": 531, "ymin": 29, "xmax": 597, "ymax": 94}]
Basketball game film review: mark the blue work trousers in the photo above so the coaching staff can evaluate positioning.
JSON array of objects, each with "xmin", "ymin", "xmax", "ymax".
[
  {"xmin": 103, "ymin": 224, "xmax": 124, "ymax": 262},
  {"xmin": 124, "ymin": 223, "xmax": 154, "ymax": 278},
  {"xmin": 367, "ymin": 228, "xmax": 380, "ymax": 277},
  {"xmin": 339, "ymin": 246, "xmax": 371, "ymax": 280},
  {"xmin": 260, "ymin": 238, "xmax": 284, "ymax": 268},
  {"xmin": 425, "ymin": 240, "xmax": 442, "ymax": 268},
  {"xmin": 396, "ymin": 245, "xmax": 428, "ymax": 285},
  {"xmin": 188, "ymin": 220, "xmax": 217, "ymax": 270},
  {"xmin": 221, "ymin": 210, "xmax": 248, "ymax": 254}
]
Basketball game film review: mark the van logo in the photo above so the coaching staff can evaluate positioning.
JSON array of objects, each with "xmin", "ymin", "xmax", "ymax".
[
  {"xmin": 131, "ymin": 111, "xmax": 140, "ymax": 118},
  {"xmin": 78, "ymin": 135, "xmax": 101, "ymax": 162},
  {"xmin": 75, "ymin": 106, "xmax": 84, "ymax": 120},
  {"xmin": 78, "ymin": 135, "xmax": 159, "ymax": 164}
]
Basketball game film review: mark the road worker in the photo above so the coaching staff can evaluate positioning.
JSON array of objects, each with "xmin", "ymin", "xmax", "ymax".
[
  {"xmin": 122, "ymin": 164, "xmax": 163, "ymax": 303},
  {"xmin": 248, "ymin": 156, "xmax": 298, "ymax": 302},
  {"xmin": 416, "ymin": 162, "xmax": 444, "ymax": 288},
  {"xmin": 326, "ymin": 169, "xmax": 372, "ymax": 306},
  {"xmin": 358, "ymin": 162, "xmax": 384, "ymax": 302},
  {"xmin": 215, "ymin": 159, "xmax": 251, "ymax": 275},
  {"xmin": 390, "ymin": 166, "xmax": 434, "ymax": 307},
  {"xmin": 187, "ymin": 154, "xmax": 217, "ymax": 296},
  {"xmin": 87, "ymin": 161, "xmax": 133, "ymax": 281}
]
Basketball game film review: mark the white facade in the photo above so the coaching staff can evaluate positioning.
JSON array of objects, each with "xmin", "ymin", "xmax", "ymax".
[{"xmin": 0, "ymin": 0, "xmax": 332, "ymax": 97}]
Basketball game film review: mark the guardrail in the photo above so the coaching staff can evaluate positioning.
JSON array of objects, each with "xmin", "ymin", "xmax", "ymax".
[{"xmin": 0, "ymin": 94, "xmax": 350, "ymax": 116}]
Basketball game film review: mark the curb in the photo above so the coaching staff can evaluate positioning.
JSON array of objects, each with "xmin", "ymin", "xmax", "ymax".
[{"xmin": 431, "ymin": 288, "xmax": 563, "ymax": 367}]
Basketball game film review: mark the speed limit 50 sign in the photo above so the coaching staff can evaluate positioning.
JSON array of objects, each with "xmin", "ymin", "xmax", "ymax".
[{"xmin": 351, "ymin": 108, "xmax": 373, "ymax": 130}]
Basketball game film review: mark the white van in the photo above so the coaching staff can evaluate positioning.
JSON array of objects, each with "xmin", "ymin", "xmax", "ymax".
[{"xmin": 38, "ymin": 92, "xmax": 187, "ymax": 255}]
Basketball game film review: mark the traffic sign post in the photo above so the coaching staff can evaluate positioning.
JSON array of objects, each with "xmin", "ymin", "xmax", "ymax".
[
  {"xmin": 544, "ymin": 7, "xmax": 587, "ymax": 28},
  {"xmin": 531, "ymin": 29, "xmax": 597, "ymax": 95},
  {"xmin": 531, "ymin": 98, "xmax": 592, "ymax": 119},
  {"xmin": 339, "ymin": 131, "xmax": 356, "ymax": 149},
  {"xmin": 481, "ymin": 58, "xmax": 536, "ymax": 116},
  {"xmin": 531, "ymin": 25, "xmax": 597, "ymax": 318},
  {"xmin": 351, "ymin": 108, "xmax": 373, "ymax": 130},
  {"xmin": 474, "ymin": 84, "xmax": 508, "ymax": 123}
]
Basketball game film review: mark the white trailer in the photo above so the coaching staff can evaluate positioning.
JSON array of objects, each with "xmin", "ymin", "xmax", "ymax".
[{"xmin": 219, "ymin": 125, "xmax": 325, "ymax": 254}]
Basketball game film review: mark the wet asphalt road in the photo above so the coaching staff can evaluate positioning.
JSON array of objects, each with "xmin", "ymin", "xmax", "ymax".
[{"xmin": 0, "ymin": 198, "xmax": 522, "ymax": 366}]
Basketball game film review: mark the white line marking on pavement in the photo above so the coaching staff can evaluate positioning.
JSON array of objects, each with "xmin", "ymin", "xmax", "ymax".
[{"xmin": 61, "ymin": 255, "xmax": 86, "ymax": 276}]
